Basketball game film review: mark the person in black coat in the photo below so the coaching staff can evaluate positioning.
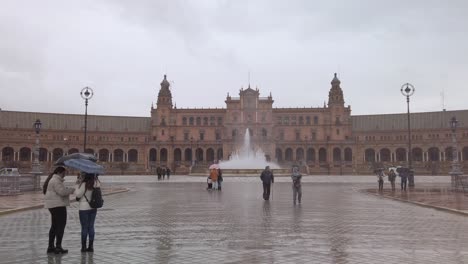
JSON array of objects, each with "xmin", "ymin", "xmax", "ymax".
[{"xmin": 260, "ymin": 166, "xmax": 274, "ymax": 200}]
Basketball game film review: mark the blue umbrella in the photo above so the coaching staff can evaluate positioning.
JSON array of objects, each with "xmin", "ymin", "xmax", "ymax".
[
  {"xmin": 54, "ymin": 153, "xmax": 97, "ymax": 166},
  {"xmin": 64, "ymin": 158, "xmax": 104, "ymax": 174}
]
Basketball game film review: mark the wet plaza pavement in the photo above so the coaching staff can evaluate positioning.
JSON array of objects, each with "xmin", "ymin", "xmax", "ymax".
[{"xmin": 0, "ymin": 176, "xmax": 467, "ymax": 263}]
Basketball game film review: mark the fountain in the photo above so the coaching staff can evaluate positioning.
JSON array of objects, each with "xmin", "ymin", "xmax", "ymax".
[{"xmin": 215, "ymin": 129, "xmax": 289, "ymax": 175}]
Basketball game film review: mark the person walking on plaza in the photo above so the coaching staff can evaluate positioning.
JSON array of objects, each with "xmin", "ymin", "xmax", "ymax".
[
  {"xmin": 291, "ymin": 166, "xmax": 302, "ymax": 204},
  {"xmin": 388, "ymin": 169, "xmax": 396, "ymax": 191},
  {"xmin": 377, "ymin": 169, "xmax": 385, "ymax": 192},
  {"xmin": 217, "ymin": 168, "xmax": 223, "ymax": 190},
  {"xmin": 162, "ymin": 167, "xmax": 167, "ymax": 180},
  {"xmin": 75, "ymin": 173, "xmax": 101, "ymax": 253},
  {"xmin": 400, "ymin": 169, "xmax": 408, "ymax": 191},
  {"xmin": 43, "ymin": 166, "xmax": 75, "ymax": 254},
  {"xmin": 260, "ymin": 166, "xmax": 274, "ymax": 200},
  {"xmin": 210, "ymin": 168, "xmax": 219, "ymax": 190},
  {"xmin": 166, "ymin": 167, "xmax": 171, "ymax": 180},
  {"xmin": 156, "ymin": 166, "xmax": 162, "ymax": 181}
]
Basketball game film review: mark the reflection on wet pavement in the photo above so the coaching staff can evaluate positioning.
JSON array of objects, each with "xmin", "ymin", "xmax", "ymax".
[{"xmin": 0, "ymin": 178, "xmax": 467, "ymax": 263}]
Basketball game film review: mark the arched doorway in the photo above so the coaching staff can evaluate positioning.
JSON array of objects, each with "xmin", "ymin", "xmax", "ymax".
[
  {"xmin": 333, "ymin": 148, "xmax": 341, "ymax": 161},
  {"xmin": 285, "ymin": 148, "xmax": 293, "ymax": 161},
  {"xmin": 160, "ymin": 148, "xmax": 168, "ymax": 162},
  {"xmin": 195, "ymin": 148, "xmax": 204, "ymax": 162},
  {"xmin": 206, "ymin": 148, "xmax": 215, "ymax": 162},
  {"xmin": 396, "ymin": 148, "xmax": 406, "ymax": 162},
  {"xmin": 412, "ymin": 148, "xmax": 423, "ymax": 162},
  {"xmin": 428, "ymin": 147, "xmax": 440, "ymax": 161},
  {"xmin": 184, "ymin": 148, "xmax": 192, "ymax": 162},
  {"xmin": 149, "ymin": 148, "xmax": 157, "ymax": 162},
  {"xmin": 52, "ymin": 148, "xmax": 64, "ymax": 162},
  {"xmin": 296, "ymin": 148, "xmax": 304, "ymax": 161},
  {"xmin": 380, "ymin": 148, "xmax": 391, "ymax": 162},
  {"xmin": 174, "ymin": 148, "xmax": 182, "ymax": 162},
  {"xmin": 128, "ymin": 149, "xmax": 138, "ymax": 162},
  {"xmin": 318, "ymin": 148, "xmax": 327, "ymax": 162},
  {"xmin": 98, "ymin": 149, "xmax": 109, "ymax": 162},
  {"xmin": 344, "ymin": 148, "xmax": 352, "ymax": 162},
  {"xmin": 19, "ymin": 147, "xmax": 31, "ymax": 162},
  {"xmin": 275, "ymin": 148, "xmax": 283, "ymax": 162},
  {"xmin": 365, "ymin": 148, "xmax": 375, "ymax": 162},
  {"xmin": 1, "ymin": 147, "xmax": 14, "ymax": 162},
  {"xmin": 114, "ymin": 149, "xmax": 124, "ymax": 162},
  {"xmin": 306, "ymin": 148, "xmax": 315, "ymax": 162}
]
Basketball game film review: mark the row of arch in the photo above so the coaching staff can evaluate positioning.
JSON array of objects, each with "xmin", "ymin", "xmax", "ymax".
[
  {"xmin": 4, "ymin": 146, "xmax": 468, "ymax": 164},
  {"xmin": 364, "ymin": 147, "xmax": 468, "ymax": 162},
  {"xmin": 275, "ymin": 147, "xmax": 353, "ymax": 162},
  {"xmin": 1, "ymin": 147, "xmax": 139, "ymax": 163}
]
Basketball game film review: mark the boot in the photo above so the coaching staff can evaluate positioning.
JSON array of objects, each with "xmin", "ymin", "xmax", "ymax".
[
  {"xmin": 87, "ymin": 240, "xmax": 94, "ymax": 252},
  {"xmin": 46, "ymin": 246, "xmax": 56, "ymax": 254},
  {"xmin": 81, "ymin": 239, "xmax": 87, "ymax": 253},
  {"xmin": 54, "ymin": 246, "xmax": 68, "ymax": 254}
]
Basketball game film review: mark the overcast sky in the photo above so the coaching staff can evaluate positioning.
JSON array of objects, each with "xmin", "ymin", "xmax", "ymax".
[{"xmin": 1, "ymin": 0, "xmax": 467, "ymax": 117}]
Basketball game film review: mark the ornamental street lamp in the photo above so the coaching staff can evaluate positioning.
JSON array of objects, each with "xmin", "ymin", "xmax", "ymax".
[
  {"xmin": 80, "ymin": 87, "xmax": 94, "ymax": 152},
  {"xmin": 400, "ymin": 83, "xmax": 415, "ymax": 187},
  {"xmin": 32, "ymin": 119, "xmax": 42, "ymax": 190},
  {"xmin": 449, "ymin": 116, "xmax": 463, "ymax": 187}
]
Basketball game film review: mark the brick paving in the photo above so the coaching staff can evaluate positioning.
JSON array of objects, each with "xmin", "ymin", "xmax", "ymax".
[
  {"xmin": 0, "ymin": 176, "xmax": 467, "ymax": 263},
  {"xmin": 367, "ymin": 187, "xmax": 468, "ymax": 213}
]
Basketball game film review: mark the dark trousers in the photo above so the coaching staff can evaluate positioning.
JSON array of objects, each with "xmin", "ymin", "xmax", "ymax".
[
  {"xmin": 378, "ymin": 179, "xmax": 383, "ymax": 191},
  {"xmin": 390, "ymin": 180, "xmax": 396, "ymax": 191},
  {"xmin": 401, "ymin": 179, "xmax": 407, "ymax": 190},
  {"xmin": 79, "ymin": 209, "xmax": 97, "ymax": 243},
  {"xmin": 48, "ymin": 207, "xmax": 67, "ymax": 248},
  {"xmin": 263, "ymin": 183, "xmax": 271, "ymax": 200}
]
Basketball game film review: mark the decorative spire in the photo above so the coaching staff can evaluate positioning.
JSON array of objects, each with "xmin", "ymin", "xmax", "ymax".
[
  {"xmin": 157, "ymin": 74, "xmax": 173, "ymax": 108},
  {"xmin": 328, "ymin": 73, "xmax": 345, "ymax": 106}
]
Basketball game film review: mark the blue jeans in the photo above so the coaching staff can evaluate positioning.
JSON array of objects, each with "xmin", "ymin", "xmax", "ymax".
[{"xmin": 79, "ymin": 209, "xmax": 97, "ymax": 242}]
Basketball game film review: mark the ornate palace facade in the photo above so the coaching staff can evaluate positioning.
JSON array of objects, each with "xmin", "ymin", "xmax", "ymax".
[{"xmin": 1, "ymin": 74, "xmax": 468, "ymax": 175}]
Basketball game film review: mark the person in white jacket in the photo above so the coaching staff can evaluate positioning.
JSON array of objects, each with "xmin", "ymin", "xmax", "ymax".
[
  {"xmin": 43, "ymin": 166, "xmax": 75, "ymax": 254},
  {"xmin": 75, "ymin": 173, "xmax": 101, "ymax": 253}
]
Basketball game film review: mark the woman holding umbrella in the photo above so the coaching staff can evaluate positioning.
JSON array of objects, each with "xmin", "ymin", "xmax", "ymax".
[
  {"xmin": 43, "ymin": 166, "xmax": 75, "ymax": 254},
  {"xmin": 75, "ymin": 173, "xmax": 101, "ymax": 252}
]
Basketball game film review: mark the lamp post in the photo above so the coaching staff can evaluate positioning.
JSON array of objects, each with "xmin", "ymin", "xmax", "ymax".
[
  {"xmin": 80, "ymin": 87, "xmax": 94, "ymax": 152},
  {"xmin": 449, "ymin": 116, "xmax": 463, "ymax": 187},
  {"xmin": 32, "ymin": 119, "xmax": 42, "ymax": 190},
  {"xmin": 400, "ymin": 83, "xmax": 415, "ymax": 187}
]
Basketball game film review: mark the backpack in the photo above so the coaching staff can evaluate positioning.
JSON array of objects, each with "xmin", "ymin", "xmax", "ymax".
[
  {"xmin": 84, "ymin": 187, "xmax": 104, "ymax": 209},
  {"xmin": 210, "ymin": 169, "xmax": 218, "ymax": 181}
]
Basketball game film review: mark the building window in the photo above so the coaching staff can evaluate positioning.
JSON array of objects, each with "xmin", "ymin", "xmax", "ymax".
[
  {"xmin": 196, "ymin": 117, "xmax": 201, "ymax": 126},
  {"xmin": 291, "ymin": 116, "xmax": 297, "ymax": 125},
  {"xmin": 161, "ymin": 129, "xmax": 165, "ymax": 136},
  {"xmin": 184, "ymin": 133, "xmax": 189, "ymax": 141},
  {"xmin": 217, "ymin": 117, "xmax": 222, "ymax": 126},
  {"xmin": 312, "ymin": 132, "xmax": 316, "ymax": 140},
  {"xmin": 280, "ymin": 132, "xmax": 284, "ymax": 140},
  {"xmin": 200, "ymin": 132, "xmax": 204, "ymax": 141},
  {"xmin": 335, "ymin": 116, "xmax": 340, "ymax": 125},
  {"xmin": 204, "ymin": 117, "xmax": 208, "ymax": 126},
  {"xmin": 337, "ymin": 129, "xmax": 340, "ymax": 135},
  {"xmin": 189, "ymin": 117, "xmax": 194, "ymax": 125},
  {"xmin": 295, "ymin": 132, "xmax": 300, "ymax": 140},
  {"xmin": 277, "ymin": 117, "xmax": 282, "ymax": 125},
  {"xmin": 284, "ymin": 117, "xmax": 289, "ymax": 125},
  {"xmin": 314, "ymin": 116, "xmax": 318, "ymax": 125},
  {"xmin": 210, "ymin": 116, "xmax": 215, "ymax": 126},
  {"xmin": 216, "ymin": 132, "xmax": 221, "ymax": 140},
  {"xmin": 261, "ymin": 114, "xmax": 266, "ymax": 122},
  {"xmin": 182, "ymin": 117, "xmax": 187, "ymax": 125},
  {"xmin": 306, "ymin": 116, "xmax": 311, "ymax": 125},
  {"xmin": 299, "ymin": 116, "xmax": 304, "ymax": 125}
]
